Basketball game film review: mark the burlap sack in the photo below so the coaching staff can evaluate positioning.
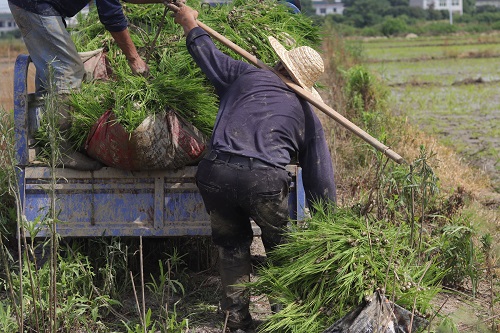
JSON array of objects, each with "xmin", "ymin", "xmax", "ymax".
[
  {"xmin": 79, "ymin": 48, "xmax": 112, "ymax": 81},
  {"xmin": 322, "ymin": 291, "xmax": 428, "ymax": 333},
  {"xmin": 85, "ymin": 109, "xmax": 208, "ymax": 170}
]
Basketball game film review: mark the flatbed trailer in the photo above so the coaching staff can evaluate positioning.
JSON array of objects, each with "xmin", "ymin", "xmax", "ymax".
[{"xmin": 13, "ymin": 54, "xmax": 307, "ymax": 238}]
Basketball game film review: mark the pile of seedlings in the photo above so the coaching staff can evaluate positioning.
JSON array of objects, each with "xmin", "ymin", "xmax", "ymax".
[
  {"xmin": 62, "ymin": 0, "xmax": 320, "ymax": 149},
  {"xmin": 251, "ymin": 203, "xmax": 444, "ymax": 332}
]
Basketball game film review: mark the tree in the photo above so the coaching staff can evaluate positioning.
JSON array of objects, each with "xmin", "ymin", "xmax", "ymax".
[
  {"xmin": 381, "ymin": 17, "xmax": 408, "ymax": 36},
  {"xmin": 343, "ymin": 0, "xmax": 391, "ymax": 27},
  {"xmin": 388, "ymin": 0, "xmax": 410, "ymax": 6},
  {"xmin": 300, "ymin": 0, "xmax": 317, "ymax": 17},
  {"xmin": 462, "ymin": 0, "xmax": 475, "ymax": 14}
]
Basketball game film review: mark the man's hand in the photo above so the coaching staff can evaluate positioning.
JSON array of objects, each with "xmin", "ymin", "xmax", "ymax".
[
  {"xmin": 128, "ymin": 56, "xmax": 150, "ymax": 77},
  {"xmin": 166, "ymin": 2, "xmax": 199, "ymax": 35}
]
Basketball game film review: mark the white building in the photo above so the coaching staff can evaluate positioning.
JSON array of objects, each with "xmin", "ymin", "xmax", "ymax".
[
  {"xmin": 409, "ymin": 0, "xmax": 463, "ymax": 14},
  {"xmin": 0, "ymin": 13, "xmax": 17, "ymax": 35},
  {"xmin": 311, "ymin": 0, "xmax": 344, "ymax": 16}
]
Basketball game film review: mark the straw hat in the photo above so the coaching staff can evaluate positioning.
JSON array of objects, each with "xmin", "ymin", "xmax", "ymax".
[{"xmin": 268, "ymin": 36, "xmax": 324, "ymax": 102}]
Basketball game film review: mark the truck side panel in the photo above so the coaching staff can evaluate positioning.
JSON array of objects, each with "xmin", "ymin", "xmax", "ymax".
[{"xmin": 14, "ymin": 54, "xmax": 307, "ymax": 238}]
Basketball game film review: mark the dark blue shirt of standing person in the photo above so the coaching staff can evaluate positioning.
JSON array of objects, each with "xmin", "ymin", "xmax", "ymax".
[{"xmin": 8, "ymin": 0, "xmax": 128, "ymax": 32}]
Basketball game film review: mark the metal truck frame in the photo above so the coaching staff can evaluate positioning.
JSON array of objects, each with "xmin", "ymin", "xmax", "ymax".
[{"xmin": 13, "ymin": 54, "xmax": 307, "ymax": 238}]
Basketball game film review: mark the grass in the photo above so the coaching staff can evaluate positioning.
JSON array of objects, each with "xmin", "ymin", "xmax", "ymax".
[
  {"xmin": 361, "ymin": 33, "xmax": 500, "ymax": 191},
  {"xmin": 368, "ymin": 57, "xmax": 500, "ymax": 85},
  {"xmin": 0, "ymin": 39, "xmax": 26, "ymax": 55},
  {"xmin": 353, "ymin": 33, "xmax": 500, "ymax": 49},
  {"xmin": 358, "ymin": 35, "xmax": 500, "ymax": 62}
]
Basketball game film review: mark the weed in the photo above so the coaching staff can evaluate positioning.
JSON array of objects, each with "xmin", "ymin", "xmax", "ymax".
[
  {"xmin": 437, "ymin": 316, "xmax": 460, "ymax": 333},
  {"xmin": 146, "ymin": 257, "xmax": 185, "ymax": 304},
  {"xmin": 123, "ymin": 308, "xmax": 157, "ymax": 333},
  {"xmin": 434, "ymin": 218, "xmax": 481, "ymax": 294},
  {"xmin": 0, "ymin": 303, "xmax": 17, "ymax": 333}
]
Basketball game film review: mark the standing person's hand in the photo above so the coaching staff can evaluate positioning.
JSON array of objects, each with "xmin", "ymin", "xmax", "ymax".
[{"xmin": 128, "ymin": 56, "xmax": 150, "ymax": 77}]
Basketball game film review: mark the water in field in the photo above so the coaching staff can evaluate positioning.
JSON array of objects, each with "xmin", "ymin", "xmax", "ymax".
[{"xmin": 361, "ymin": 34, "xmax": 500, "ymax": 189}]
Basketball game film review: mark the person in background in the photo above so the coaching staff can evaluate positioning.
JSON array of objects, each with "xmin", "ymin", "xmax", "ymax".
[
  {"xmin": 166, "ymin": 2, "xmax": 336, "ymax": 332},
  {"xmin": 8, "ymin": 0, "xmax": 165, "ymax": 169},
  {"xmin": 283, "ymin": 0, "xmax": 302, "ymax": 13}
]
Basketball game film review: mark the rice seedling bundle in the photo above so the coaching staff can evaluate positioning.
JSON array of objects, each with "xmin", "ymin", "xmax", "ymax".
[
  {"xmin": 252, "ymin": 204, "xmax": 443, "ymax": 332},
  {"xmin": 66, "ymin": 0, "xmax": 321, "ymax": 149}
]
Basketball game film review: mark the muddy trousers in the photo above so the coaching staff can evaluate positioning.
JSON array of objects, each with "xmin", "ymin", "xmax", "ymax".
[
  {"xmin": 218, "ymin": 245, "xmax": 253, "ymax": 329},
  {"xmin": 195, "ymin": 157, "xmax": 292, "ymax": 329}
]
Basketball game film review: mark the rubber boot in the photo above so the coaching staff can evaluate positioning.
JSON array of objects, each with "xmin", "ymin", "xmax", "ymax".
[{"xmin": 218, "ymin": 245, "xmax": 254, "ymax": 332}]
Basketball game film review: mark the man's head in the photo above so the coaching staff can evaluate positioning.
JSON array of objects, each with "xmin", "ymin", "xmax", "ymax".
[{"xmin": 268, "ymin": 36, "xmax": 324, "ymax": 101}]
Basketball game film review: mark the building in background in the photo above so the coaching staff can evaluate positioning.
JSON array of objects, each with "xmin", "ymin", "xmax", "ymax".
[
  {"xmin": 409, "ymin": 0, "xmax": 463, "ymax": 14},
  {"xmin": 0, "ymin": 12, "xmax": 17, "ymax": 36},
  {"xmin": 311, "ymin": 0, "xmax": 344, "ymax": 15}
]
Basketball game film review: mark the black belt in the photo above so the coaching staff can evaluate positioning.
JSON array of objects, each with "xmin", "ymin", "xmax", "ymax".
[{"xmin": 205, "ymin": 151, "xmax": 274, "ymax": 169}]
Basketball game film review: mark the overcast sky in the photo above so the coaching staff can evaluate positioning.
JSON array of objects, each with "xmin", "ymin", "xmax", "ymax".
[{"xmin": 0, "ymin": 0, "xmax": 10, "ymax": 13}]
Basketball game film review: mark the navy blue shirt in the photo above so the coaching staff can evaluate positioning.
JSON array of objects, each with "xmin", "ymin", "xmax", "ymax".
[
  {"xmin": 187, "ymin": 27, "xmax": 336, "ymax": 204},
  {"xmin": 8, "ymin": 0, "xmax": 128, "ymax": 32}
]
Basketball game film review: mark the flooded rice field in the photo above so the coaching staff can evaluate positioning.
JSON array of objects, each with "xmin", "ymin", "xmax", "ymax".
[{"xmin": 362, "ymin": 33, "xmax": 500, "ymax": 190}]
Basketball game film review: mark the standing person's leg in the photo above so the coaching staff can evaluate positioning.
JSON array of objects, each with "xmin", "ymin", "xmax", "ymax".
[
  {"xmin": 242, "ymin": 167, "xmax": 291, "ymax": 314},
  {"xmin": 244, "ymin": 167, "xmax": 292, "ymax": 255},
  {"xmin": 9, "ymin": 3, "xmax": 101, "ymax": 170},
  {"xmin": 215, "ymin": 221, "xmax": 253, "ymax": 331},
  {"xmin": 9, "ymin": 3, "xmax": 85, "ymax": 95},
  {"xmin": 196, "ymin": 160, "xmax": 255, "ymax": 331}
]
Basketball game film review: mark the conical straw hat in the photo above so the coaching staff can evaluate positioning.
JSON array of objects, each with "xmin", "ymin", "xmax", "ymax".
[{"xmin": 268, "ymin": 36, "xmax": 324, "ymax": 102}]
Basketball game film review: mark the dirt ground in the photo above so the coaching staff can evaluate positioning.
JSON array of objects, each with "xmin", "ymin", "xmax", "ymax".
[{"xmin": 138, "ymin": 235, "xmax": 499, "ymax": 333}]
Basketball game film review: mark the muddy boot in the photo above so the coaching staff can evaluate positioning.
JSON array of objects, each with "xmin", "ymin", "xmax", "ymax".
[{"xmin": 218, "ymin": 245, "xmax": 254, "ymax": 332}]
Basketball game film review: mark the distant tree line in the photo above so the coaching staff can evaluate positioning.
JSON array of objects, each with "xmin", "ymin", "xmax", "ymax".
[{"xmin": 302, "ymin": 0, "xmax": 500, "ymax": 36}]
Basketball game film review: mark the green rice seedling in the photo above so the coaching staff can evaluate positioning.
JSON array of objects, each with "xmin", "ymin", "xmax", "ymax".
[
  {"xmin": 363, "ymin": 38, "xmax": 500, "ymax": 62},
  {"xmin": 62, "ymin": 0, "xmax": 320, "ymax": 148},
  {"xmin": 122, "ymin": 308, "xmax": 157, "ymax": 333},
  {"xmin": 251, "ymin": 203, "xmax": 443, "ymax": 333}
]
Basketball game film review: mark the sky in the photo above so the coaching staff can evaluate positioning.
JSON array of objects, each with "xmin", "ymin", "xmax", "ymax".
[{"xmin": 0, "ymin": 0, "xmax": 10, "ymax": 13}]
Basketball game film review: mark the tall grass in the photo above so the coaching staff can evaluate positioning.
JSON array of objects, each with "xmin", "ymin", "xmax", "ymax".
[{"xmin": 315, "ymin": 23, "xmax": 498, "ymax": 332}]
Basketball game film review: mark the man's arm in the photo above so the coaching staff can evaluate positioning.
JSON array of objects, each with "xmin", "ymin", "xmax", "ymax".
[
  {"xmin": 97, "ymin": 0, "xmax": 164, "ymax": 76},
  {"xmin": 109, "ymin": 29, "xmax": 148, "ymax": 75}
]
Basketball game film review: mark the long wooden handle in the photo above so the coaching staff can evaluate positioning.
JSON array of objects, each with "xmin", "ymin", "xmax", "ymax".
[{"xmin": 196, "ymin": 20, "xmax": 406, "ymax": 165}]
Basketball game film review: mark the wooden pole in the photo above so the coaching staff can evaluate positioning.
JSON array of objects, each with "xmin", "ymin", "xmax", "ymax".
[{"xmin": 196, "ymin": 20, "xmax": 407, "ymax": 165}]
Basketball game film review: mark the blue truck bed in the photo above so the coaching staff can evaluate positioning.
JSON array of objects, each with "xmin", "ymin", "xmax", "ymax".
[{"xmin": 13, "ymin": 54, "xmax": 307, "ymax": 238}]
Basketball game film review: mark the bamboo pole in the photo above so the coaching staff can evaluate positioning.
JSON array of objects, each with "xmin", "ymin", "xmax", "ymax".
[{"xmin": 196, "ymin": 20, "xmax": 406, "ymax": 165}]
